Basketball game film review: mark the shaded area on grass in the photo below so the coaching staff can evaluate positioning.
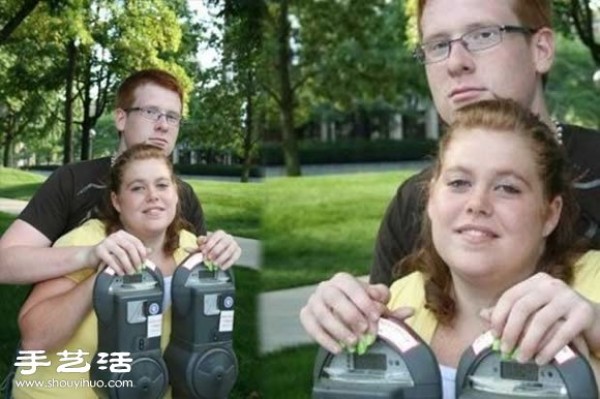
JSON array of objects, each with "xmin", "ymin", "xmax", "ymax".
[
  {"xmin": 187, "ymin": 180, "xmax": 262, "ymax": 240},
  {"xmin": 0, "ymin": 168, "xmax": 45, "ymax": 200},
  {"xmin": 0, "ymin": 183, "xmax": 43, "ymax": 201},
  {"xmin": 260, "ymin": 344, "xmax": 318, "ymax": 399},
  {"xmin": 0, "ymin": 284, "xmax": 31, "ymax": 381},
  {"xmin": 231, "ymin": 267, "xmax": 261, "ymax": 398},
  {"xmin": 262, "ymin": 171, "xmax": 415, "ymax": 291}
]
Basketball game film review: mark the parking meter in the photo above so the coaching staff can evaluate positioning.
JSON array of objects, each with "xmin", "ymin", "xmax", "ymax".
[
  {"xmin": 456, "ymin": 331, "xmax": 598, "ymax": 399},
  {"xmin": 312, "ymin": 318, "xmax": 442, "ymax": 398},
  {"xmin": 164, "ymin": 252, "xmax": 238, "ymax": 399},
  {"xmin": 91, "ymin": 261, "xmax": 169, "ymax": 399}
]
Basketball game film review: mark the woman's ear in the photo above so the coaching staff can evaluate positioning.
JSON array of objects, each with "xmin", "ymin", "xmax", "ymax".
[
  {"xmin": 111, "ymin": 191, "xmax": 121, "ymax": 214},
  {"xmin": 542, "ymin": 195, "xmax": 563, "ymax": 237},
  {"xmin": 532, "ymin": 27, "xmax": 555, "ymax": 75}
]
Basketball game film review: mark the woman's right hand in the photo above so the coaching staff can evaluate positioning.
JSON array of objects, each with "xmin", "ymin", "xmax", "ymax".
[
  {"xmin": 299, "ymin": 272, "xmax": 393, "ymax": 354},
  {"xmin": 86, "ymin": 230, "xmax": 148, "ymax": 275}
]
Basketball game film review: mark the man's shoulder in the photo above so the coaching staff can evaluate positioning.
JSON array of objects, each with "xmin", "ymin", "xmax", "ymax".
[
  {"xmin": 563, "ymin": 124, "xmax": 600, "ymax": 151},
  {"xmin": 563, "ymin": 124, "xmax": 600, "ymax": 137},
  {"xmin": 50, "ymin": 157, "xmax": 111, "ymax": 178},
  {"xmin": 562, "ymin": 124, "xmax": 600, "ymax": 175}
]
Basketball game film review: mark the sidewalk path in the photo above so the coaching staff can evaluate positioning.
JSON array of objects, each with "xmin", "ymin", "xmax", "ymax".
[
  {"xmin": 259, "ymin": 275, "xmax": 369, "ymax": 354},
  {"xmin": 259, "ymin": 284, "xmax": 317, "ymax": 353},
  {"xmin": 0, "ymin": 198, "xmax": 261, "ymax": 270}
]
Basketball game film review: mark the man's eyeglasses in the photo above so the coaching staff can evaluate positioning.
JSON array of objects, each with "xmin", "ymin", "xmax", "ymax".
[
  {"xmin": 413, "ymin": 25, "xmax": 538, "ymax": 65},
  {"xmin": 125, "ymin": 106, "xmax": 183, "ymax": 126}
]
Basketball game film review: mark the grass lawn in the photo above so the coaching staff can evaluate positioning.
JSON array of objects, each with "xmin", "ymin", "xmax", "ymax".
[
  {"xmin": 186, "ymin": 180, "xmax": 261, "ymax": 239},
  {"xmin": 262, "ymin": 171, "xmax": 415, "ymax": 291},
  {"xmin": 260, "ymin": 344, "xmax": 318, "ymax": 399},
  {"xmin": 0, "ymin": 167, "xmax": 45, "ymax": 199}
]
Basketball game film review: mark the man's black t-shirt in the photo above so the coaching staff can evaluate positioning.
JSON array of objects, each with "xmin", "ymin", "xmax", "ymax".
[
  {"xmin": 370, "ymin": 124, "xmax": 600, "ymax": 286},
  {"xmin": 18, "ymin": 157, "xmax": 206, "ymax": 243}
]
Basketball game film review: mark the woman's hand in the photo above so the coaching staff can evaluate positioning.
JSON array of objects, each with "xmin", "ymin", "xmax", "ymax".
[
  {"xmin": 299, "ymin": 273, "xmax": 402, "ymax": 354},
  {"xmin": 197, "ymin": 230, "xmax": 241, "ymax": 270},
  {"xmin": 481, "ymin": 272, "xmax": 600, "ymax": 365},
  {"xmin": 85, "ymin": 230, "xmax": 148, "ymax": 275}
]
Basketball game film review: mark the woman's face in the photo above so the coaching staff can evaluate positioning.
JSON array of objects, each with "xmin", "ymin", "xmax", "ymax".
[
  {"xmin": 427, "ymin": 128, "xmax": 562, "ymax": 286},
  {"xmin": 111, "ymin": 158, "xmax": 178, "ymax": 240}
]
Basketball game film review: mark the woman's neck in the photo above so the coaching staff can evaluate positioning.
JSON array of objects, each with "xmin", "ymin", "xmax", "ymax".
[
  {"xmin": 451, "ymin": 278, "xmax": 500, "ymax": 324},
  {"xmin": 136, "ymin": 232, "xmax": 167, "ymax": 262}
]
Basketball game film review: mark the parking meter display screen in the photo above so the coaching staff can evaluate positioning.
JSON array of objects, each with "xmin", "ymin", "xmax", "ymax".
[
  {"xmin": 353, "ymin": 354, "xmax": 387, "ymax": 371},
  {"xmin": 500, "ymin": 361, "xmax": 538, "ymax": 381},
  {"xmin": 124, "ymin": 274, "xmax": 143, "ymax": 283}
]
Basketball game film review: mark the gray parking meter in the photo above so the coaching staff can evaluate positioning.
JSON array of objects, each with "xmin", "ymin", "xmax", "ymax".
[
  {"xmin": 456, "ymin": 331, "xmax": 598, "ymax": 399},
  {"xmin": 164, "ymin": 252, "xmax": 238, "ymax": 399},
  {"xmin": 312, "ymin": 318, "xmax": 442, "ymax": 398},
  {"xmin": 90, "ymin": 261, "xmax": 169, "ymax": 399}
]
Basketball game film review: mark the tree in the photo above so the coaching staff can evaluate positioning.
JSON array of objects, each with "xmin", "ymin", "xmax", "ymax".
[
  {"xmin": 561, "ymin": 0, "xmax": 600, "ymax": 65},
  {"xmin": 259, "ymin": 0, "xmax": 425, "ymax": 176}
]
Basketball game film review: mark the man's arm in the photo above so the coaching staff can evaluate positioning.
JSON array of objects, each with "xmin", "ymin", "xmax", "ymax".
[
  {"xmin": 0, "ymin": 220, "xmax": 92, "ymax": 283},
  {"xmin": 370, "ymin": 167, "xmax": 432, "ymax": 286}
]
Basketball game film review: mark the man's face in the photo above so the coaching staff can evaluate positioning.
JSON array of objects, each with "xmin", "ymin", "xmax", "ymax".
[
  {"xmin": 115, "ymin": 83, "xmax": 182, "ymax": 155},
  {"xmin": 420, "ymin": 0, "xmax": 553, "ymax": 123}
]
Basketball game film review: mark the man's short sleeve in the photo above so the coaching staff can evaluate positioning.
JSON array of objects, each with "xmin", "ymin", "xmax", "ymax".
[
  {"xmin": 370, "ymin": 167, "xmax": 432, "ymax": 286},
  {"xmin": 18, "ymin": 166, "xmax": 75, "ymax": 242}
]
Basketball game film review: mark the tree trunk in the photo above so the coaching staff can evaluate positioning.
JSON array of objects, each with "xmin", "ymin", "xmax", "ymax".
[
  {"xmin": 80, "ymin": 55, "xmax": 93, "ymax": 161},
  {"xmin": 277, "ymin": 0, "xmax": 301, "ymax": 176},
  {"xmin": 63, "ymin": 39, "xmax": 77, "ymax": 164},
  {"xmin": 241, "ymin": 70, "xmax": 255, "ymax": 183},
  {"xmin": 570, "ymin": 1, "xmax": 600, "ymax": 65},
  {"xmin": 3, "ymin": 131, "xmax": 14, "ymax": 167}
]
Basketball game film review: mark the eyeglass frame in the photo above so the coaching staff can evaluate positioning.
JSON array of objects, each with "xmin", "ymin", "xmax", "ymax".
[
  {"xmin": 124, "ymin": 106, "xmax": 184, "ymax": 126},
  {"xmin": 413, "ymin": 25, "xmax": 539, "ymax": 65}
]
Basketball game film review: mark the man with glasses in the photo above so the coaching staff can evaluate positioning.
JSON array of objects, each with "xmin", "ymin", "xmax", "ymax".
[
  {"xmin": 301, "ymin": 0, "xmax": 600, "ymax": 355},
  {"xmin": 0, "ymin": 69, "xmax": 235, "ymax": 282}
]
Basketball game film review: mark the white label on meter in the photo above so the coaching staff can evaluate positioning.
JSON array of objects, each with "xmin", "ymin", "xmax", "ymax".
[
  {"xmin": 147, "ymin": 314, "xmax": 162, "ymax": 338},
  {"xmin": 219, "ymin": 310, "xmax": 234, "ymax": 332}
]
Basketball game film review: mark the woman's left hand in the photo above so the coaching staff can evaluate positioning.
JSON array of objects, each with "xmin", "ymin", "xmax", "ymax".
[
  {"xmin": 481, "ymin": 272, "xmax": 600, "ymax": 365},
  {"xmin": 196, "ymin": 230, "xmax": 241, "ymax": 270}
]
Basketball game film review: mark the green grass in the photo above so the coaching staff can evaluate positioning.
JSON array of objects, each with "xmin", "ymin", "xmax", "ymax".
[
  {"xmin": 0, "ymin": 167, "xmax": 44, "ymax": 199},
  {"xmin": 260, "ymin": 344, "xmax": 318, "ymax": 399},
  {"xmin": 262, "ymin": 171, "xmax": 414, "ymax": 291},
  {"xmin": 187, "ymin": 180, "xmax": 261, "ymax": 240},
  {"xmin": 231, "ymin": 267, "xmax": 260, "ymax": 398},
  {"xmin": 0, "ymin": 213, "xmax": 32, "ymax": 386}
]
